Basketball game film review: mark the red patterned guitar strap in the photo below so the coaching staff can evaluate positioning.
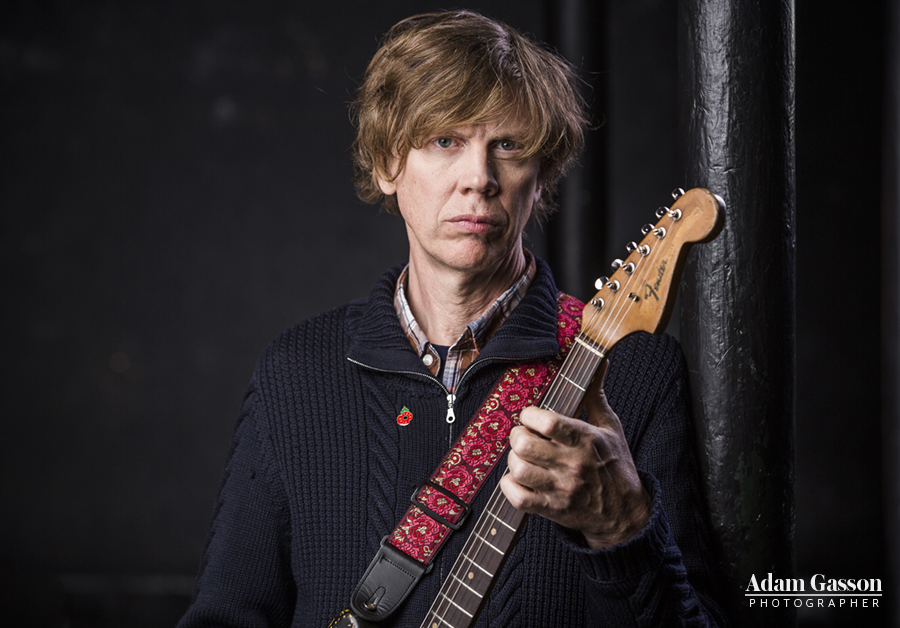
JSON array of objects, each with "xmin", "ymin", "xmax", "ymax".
[{"xmin": 347, "ymin": 293, "xmax": 583, "ymax": 623}]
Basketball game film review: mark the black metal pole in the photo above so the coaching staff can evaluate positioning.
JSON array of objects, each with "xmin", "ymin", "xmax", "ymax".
[{"xmin": 677, "ymin": 1, "xmax": 796, "ymax": 626}]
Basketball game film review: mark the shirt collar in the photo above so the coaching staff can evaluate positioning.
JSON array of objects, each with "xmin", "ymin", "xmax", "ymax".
[{"xmin": 394, "ymin": 251, "xmax": 537, "ymax": 357}]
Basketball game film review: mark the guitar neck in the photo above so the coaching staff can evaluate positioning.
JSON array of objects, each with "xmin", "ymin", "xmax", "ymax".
[
  {"xmin": 417, "ymin": 188, "xmax": 723, "ymax": 628},
  {"xmin": 419, "ymin": 334, "xmax": 605, "ymax": 628}
]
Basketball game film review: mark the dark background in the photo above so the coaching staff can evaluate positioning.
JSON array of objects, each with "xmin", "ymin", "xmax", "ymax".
[{"xmin": 0, "ymin": 0, "xmax": 892, "ymax": 626}]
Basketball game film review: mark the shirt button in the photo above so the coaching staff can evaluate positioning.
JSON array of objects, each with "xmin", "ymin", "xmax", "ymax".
[{"xmin": 422, "ymin": 354, "xmax": 435, "ymax": 367}]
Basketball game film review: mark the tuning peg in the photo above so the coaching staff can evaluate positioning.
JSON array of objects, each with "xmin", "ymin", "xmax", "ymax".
[
  {"xmin": 594, "ymin": 276, "xmax": 609, "ymax": 290},
  {"xmin": 611, "ymin": 259, "xmax": 624, "ymax": 270},
  {"xmin": 641, "ymin": 224, "xmax": 654, "ymax": 235},
  {"xmin": 668, "ymin": 208, "xmax": 683, "ymax": 221},
  {"xmin": 607, "ymin": 280, "xmax": 620, "ymax": 292},
  {"xmin": 671, "ymin": 187, "xmax": 685, "ymax": 200},
  {"xmin": 622, "ymin": 262, "xmax": 635, "ymax": 274},
  {"xmin": 638, "ymin": 245, "xmax": 650, "ymax": 256},
  {"xmin": 625, "ymin": 241, "xmax": 638, "ymax": 253},
  {"xmin": 656, "ymin": 206, "xmax": 669, "ymax": 219},
  {"xmin": 590, "ymin": 297, "xmax": 605, "ymax": 310},
  {"xmin": 653, "ymin": 227, "xmax": 667, "ymax": 239}
]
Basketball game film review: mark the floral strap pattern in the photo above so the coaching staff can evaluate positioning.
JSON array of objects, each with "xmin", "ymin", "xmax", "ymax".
[{"xmin": 389, "ymin": 293, "xmax": 583, "ymax": 565}]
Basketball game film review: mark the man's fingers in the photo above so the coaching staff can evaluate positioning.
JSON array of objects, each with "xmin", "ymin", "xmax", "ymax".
[
  {"xmin": 584, "ymin": 360, "xmax": 619, "ymax": 431},
  {"xmin": 500, "ymin": 472, "xmax": 542, "ymax": 513},
  {"xmin": 518, "ymin": 406, "xmax": 582, "ymax": 448},
  {"xmin": 506, "ymin": 449, "xmax": 555, "ymax": 492}
]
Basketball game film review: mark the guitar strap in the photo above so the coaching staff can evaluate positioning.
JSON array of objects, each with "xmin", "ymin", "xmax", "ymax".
[{"xmin": 348, "ymin": 293, "xmax": 583, "ymax": 623}]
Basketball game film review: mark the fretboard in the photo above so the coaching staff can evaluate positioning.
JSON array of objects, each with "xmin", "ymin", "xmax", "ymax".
[{"xmin": 419, "ymin": 334, "xmax": 605, "ymax": 628}]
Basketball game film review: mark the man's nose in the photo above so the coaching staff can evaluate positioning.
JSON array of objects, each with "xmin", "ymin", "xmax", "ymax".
[{"xmin": 458, "ymin": 145, "xmax": 499, "ymax": 196}]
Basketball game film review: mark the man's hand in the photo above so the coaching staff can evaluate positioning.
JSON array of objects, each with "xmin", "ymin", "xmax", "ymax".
[{"xmin": 499, "ymin": 361, "xmax": 651, "ymax": 549}]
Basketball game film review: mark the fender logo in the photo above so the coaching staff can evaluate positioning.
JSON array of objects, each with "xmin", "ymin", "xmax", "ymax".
[{"xmin": 643, "ymin": 259, "xmax": 667, "ymax": 302}]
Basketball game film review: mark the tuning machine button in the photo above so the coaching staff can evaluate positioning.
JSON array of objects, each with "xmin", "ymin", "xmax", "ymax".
[
  {"xmin": 625, "ymin": 241, "xmax": 638, "ymax": 253},
  {"xmin": 641, "ymin": 224, "xmax": 654, "ymax": 235},
  {"xmin": 656, "ymin": 206, "xmax": 669, "ymax": 219},
  {"xmin": 611, "ymin": 259, "xmax": 624, "ymax": 271},
  {"xmin": 671, "ymin": 187, "xmax": 685, "ymax": 200},
  {"xmin": 594, "ymin": 276, "xmax": 609, "ymax": 290}
]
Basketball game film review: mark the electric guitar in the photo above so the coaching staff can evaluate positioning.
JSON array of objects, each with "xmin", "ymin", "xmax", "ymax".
[{"xmin": 330, "ymin": 187, "xmax": 724, "ymax": 628}]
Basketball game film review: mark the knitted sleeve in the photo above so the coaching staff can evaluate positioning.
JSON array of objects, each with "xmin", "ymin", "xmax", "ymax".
[
  {"xmin": 556, "ymin": 332, "xmax": 727, "ymax": 627},
  {"xmin": 177, "ymin": 385, "xmax": 296, "ymax": 628}
]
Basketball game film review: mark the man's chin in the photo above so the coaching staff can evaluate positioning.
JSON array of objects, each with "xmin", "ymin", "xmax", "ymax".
[{"xmin": 439, "ymin": 243, "xmax": 522, "ymax": 275}]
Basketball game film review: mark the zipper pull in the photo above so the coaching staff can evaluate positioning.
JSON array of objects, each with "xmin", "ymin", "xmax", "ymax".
[{"xmin": 445, "ymin": 392, "xmax": 457, "ymax": 424}]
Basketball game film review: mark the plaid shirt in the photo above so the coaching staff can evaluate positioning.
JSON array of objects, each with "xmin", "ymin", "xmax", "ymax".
[{"xmin": 394, "ymin": 253, "xmax": 536, "ymax": 392}]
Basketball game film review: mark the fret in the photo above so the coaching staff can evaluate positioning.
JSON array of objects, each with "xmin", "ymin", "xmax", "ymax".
[
  {"xmin": 427, "ymin": 607, "xmax": 455, "ymax": 628},
  {"xmin": 438, "ymin": 571, "xmax": 485, "ymax": 618},
  {"xmin": 450, "ymin": 573, "xmax": 482, "ymax": 597},
  {"xmin": 575, "ymin": 335, "xmax": 606, "ymax": 358},
  {"xmin": 472, "ymin": 531, "xmax": 502, "ymax": 554},
  {"xmin": 437, "ymin": 592, "xmax": 473, "ymax": 617},
  {"xmin": 484, "ymin": 508, "xmax": 516, "ymax": 532},
  {"xmin": 463, "ymin": 553, "xmax": 494, "ymax": 577},
  {"xmin": 557, "ymin": 372, "xmax": 586, "ymax": 392}
]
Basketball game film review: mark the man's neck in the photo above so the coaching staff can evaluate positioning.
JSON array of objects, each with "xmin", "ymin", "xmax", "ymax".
[{"xmin": 405, "ymin": 248, "xmax": 527, "ymax": 346}]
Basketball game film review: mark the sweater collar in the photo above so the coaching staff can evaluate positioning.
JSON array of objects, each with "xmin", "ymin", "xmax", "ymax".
[{"xmin": 346, "ymin": 257, "xmax": 562, "ymax": 375}]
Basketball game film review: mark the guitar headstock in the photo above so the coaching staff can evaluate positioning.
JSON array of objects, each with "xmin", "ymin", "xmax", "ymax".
[{"xmin": 581, "ymin": 187, "xmax": 724, "ymax": 350}]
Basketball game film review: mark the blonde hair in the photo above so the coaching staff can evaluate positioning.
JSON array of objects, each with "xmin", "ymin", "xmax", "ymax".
[{"xmin": 351, "ymin": 10, "xmax": 588, "ymax": 221}]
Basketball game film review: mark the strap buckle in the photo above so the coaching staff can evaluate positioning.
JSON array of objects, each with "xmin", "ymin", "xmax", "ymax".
[{"xmin": 410, "ymin": 480, "xmax": 470, "ymax": 531}]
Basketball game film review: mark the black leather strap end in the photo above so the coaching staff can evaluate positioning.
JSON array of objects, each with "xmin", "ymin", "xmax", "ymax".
[{"xmin": 350, "ymin": 537, "xmax": 429, "ymax": 622}]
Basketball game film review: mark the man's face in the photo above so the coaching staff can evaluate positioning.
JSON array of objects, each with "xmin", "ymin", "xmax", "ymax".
[{"xmin": 377, "ymin": 117, "xmax": 541, "ymax": 276}]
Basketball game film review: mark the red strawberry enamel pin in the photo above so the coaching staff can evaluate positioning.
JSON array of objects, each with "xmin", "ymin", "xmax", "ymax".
[{"xmin": 396, "ymin": 406, "xmax": 413, "ymax": 426}]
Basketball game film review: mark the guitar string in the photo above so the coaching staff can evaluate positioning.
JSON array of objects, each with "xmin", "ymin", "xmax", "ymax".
[
  {"xmin": 423, "ymin": 346, "xmax": 593, "ymax": 626},
  {"xmin": 422, "ymin": 212, "xmax": 678, "ymax": 627},
  {"xmin": 423, "ymin": 471, "xmax": 516, "ymax": 627},
  {"xmin": 539, "ymin": 278, "xmax": 612, "ymax": 414},
  {"xmin": 422, "ymin": 273, "xmax": 622, "ymax": 626},
  {"xmin": 422, "ymin": 338, "xmax": 596, "ymax": 626},
  {"xmin": 424, "ymin": 307, "xmax": 611, "ymax": 626}
]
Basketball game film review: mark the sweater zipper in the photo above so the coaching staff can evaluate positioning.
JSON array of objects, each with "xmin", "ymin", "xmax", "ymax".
[{"xmin": 444, "ymin": 392, "xmax": 456, "ymax": 448}]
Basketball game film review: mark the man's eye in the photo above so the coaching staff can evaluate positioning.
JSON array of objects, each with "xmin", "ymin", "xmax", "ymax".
[
  {"xmin": 498, "ymin": 140, "xmax": 518, "ymax": 151},
  {"xmin": 435, "ymin": 137, "xmax": 453, "ymax": 148}
]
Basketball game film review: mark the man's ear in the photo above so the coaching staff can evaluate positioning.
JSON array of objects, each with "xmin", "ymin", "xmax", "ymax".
[{"xmin": 376, "ymin": 171, "xmax": 397, "ymax": 196}]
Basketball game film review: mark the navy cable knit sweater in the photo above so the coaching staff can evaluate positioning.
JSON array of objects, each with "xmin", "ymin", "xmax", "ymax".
[{"xmin": 179, "ymin": 259, "xmax": 726, "ymax": 627}]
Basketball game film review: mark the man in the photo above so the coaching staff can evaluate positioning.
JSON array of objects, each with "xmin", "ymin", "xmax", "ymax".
[{"xmin": 179, "ymin": 10, "xmax": 725, "ymax": 627}]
